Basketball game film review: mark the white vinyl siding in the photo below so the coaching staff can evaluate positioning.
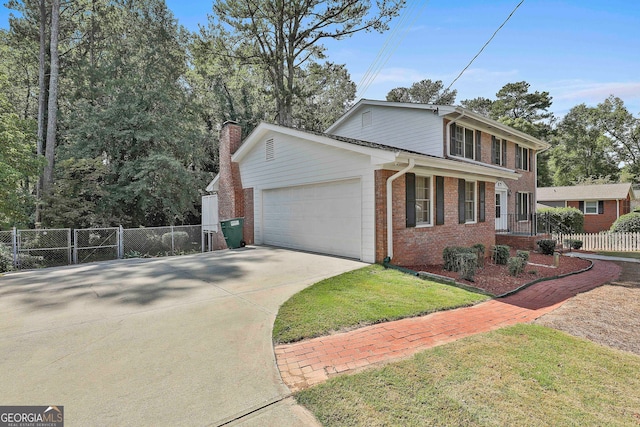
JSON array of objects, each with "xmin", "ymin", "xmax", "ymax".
[
  {"xmin": 329, "ymin": 105, "xmax": 443, "ymax": 156},
  {"xmin": 238, "ymin": 131, "xmax": 377, "ymax": 262}
]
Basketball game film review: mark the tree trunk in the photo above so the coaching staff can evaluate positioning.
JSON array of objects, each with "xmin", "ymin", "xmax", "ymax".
[
  {"xmin": 35, "ymin": 0, "xmax": 47, "ymax": 224},
  {"xmin": 43, "ymin": 0, "xmax": 60, "ymax": 194}
]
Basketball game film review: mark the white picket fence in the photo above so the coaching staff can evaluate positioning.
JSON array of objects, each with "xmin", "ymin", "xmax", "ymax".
[{"xmin": 553, "ymin": 232, "xmax": 640, "ymax": 252}]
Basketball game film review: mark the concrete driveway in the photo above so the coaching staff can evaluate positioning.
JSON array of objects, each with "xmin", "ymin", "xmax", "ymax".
[{"xmin": 0, "ymin": 246, "xmax": 365, "ymax": 426}]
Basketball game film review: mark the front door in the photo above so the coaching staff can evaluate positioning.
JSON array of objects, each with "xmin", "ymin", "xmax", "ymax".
[{"xmin": 495, "ymin": 190, "xmax": 508, "ymax": 231}]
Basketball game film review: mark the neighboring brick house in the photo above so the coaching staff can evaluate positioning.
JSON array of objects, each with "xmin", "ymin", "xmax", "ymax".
[
  {"xmin": 206, "ymin": 100, "xmax": 548, "ymax": 266},
  {"xmin": 537, "ymin": 183, "xmax": 635, "ymax": 233}
]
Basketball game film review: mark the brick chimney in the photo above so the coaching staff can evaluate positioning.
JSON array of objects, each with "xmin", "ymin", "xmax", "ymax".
[{"xmin": 217, "ymin": 121, "xmax": 244, "ymax": 221}]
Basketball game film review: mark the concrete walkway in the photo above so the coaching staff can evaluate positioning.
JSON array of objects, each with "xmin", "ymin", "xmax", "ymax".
[
  {"xmin": 564, "ymin": 251, "xmax": 640, "ymax": 263},
  {"xmin": 276, "ymin": 260, "xmax": 621, "ymax": 392}
]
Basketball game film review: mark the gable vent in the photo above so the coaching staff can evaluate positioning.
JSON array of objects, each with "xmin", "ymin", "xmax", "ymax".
[
  {"xmin": 362, "ymin": 110, "xmax": 372, "ymax": 127},
  {"xmin": 265, "ymin": 138, "xmax": 275, "ymax": 161}
]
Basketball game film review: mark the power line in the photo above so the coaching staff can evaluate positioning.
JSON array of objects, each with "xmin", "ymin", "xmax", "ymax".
[
  {"xmin": 357, "ymin": 1, "xmax": 430, "ymax": 99},
  {"xmin": 446, "ymin": 0, "xmax": 525, "ymax": 92}
]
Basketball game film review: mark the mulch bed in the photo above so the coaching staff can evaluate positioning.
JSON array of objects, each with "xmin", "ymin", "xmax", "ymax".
[{"xmin": 408, "ymin": 250, "xmax": 592, "ymax": 296}]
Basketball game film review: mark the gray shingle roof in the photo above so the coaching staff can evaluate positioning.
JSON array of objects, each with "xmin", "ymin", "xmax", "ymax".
[{"xmin": 537, "ymin": 183, "xmax": 633, "ymax": 201}]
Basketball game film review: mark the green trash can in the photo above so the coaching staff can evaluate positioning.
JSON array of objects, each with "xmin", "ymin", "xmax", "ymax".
[{"xmin": 220, "ymin": 217, "xmax": 245, "ymax": 249}]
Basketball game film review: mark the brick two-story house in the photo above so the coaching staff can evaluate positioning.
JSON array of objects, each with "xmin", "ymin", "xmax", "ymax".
[{"xmin": 206, "ymin": 100, "xmax": 549, "ymax": 266}]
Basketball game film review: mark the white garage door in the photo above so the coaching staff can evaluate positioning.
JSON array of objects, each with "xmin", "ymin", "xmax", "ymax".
[{"xmin": 262, "ymin": 179, "xmax": 362, "ymax": 259}]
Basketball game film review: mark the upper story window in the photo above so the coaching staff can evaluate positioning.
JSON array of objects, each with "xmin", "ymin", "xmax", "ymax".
[
  {"xmin": 492, "ymin": 136, "xmax": 506, "ymax": 166},
  {"xmin": 516, "ymin": 145, "xmax": 530, "ymax": 171},
  {"xmin": 451, "ymin": 125, "xmax": 477, "ymax": 160}
]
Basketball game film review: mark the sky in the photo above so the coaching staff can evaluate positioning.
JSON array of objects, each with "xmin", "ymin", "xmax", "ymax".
[{"xmin": 2, "ymin": 0, "xmax": 640, "ymax": 117}]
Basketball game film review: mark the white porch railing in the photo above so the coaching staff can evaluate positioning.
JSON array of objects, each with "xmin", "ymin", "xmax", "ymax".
[{"xmin": 554, "ymin": 232, "xmax": 640, "ymax": 252}]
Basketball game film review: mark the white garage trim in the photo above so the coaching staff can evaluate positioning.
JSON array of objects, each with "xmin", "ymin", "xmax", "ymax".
[{"xmin": 262, "ymin": 179, "xmax": 362, "ymax": 260}]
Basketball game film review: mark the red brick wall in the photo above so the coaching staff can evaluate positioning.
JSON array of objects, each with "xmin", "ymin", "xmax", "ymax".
[
  {"xmin": 441, "ymin": 119, "xmax": 537, "ymax": 216},
  {"xmin": 216, "ymin": 121, "xmax": 254, "ymax": 248},
  {"xmin": 567, "ymin": 199, "xmax": 627, "ymax": 233},
  {"xmin": 375, "ymin": 170, "xmax": 496, "ymax": 266},
  {"xmin": 243, "ymin": 188, "xmax": 254, "ymax": 245}
]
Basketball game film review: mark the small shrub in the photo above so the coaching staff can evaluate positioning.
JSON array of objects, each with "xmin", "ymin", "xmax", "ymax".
[
  {"xmin": 516, "ymin": 250, "xmax": 530, "ymax": 263},
  {"xmin": 537, "ymin": 207, "xmax": 584, "ymax": 234},
  {"xmin": 508, "ymin": 256, "xmax": 526, "ymax": 276},
  {"xmin": 492, "ymin": 245, "xmax": 510, "ymax": 265},
  {"xmin": 443, "ymin": 247, "xmax": 475, "ymax": 271},
  {"xmin": 88, "ymin": 232, "xmax": 102, "ymax": 246},
  {"xmin": 0, "ymin": 244, "xmax": 13, "ymax": 273},
  {"xmin": 537, "ymin": 239, "xmax": 557, "ymax": 255},
  {"xmin": 564, "ymin": 239, "xmax": 583, "ymax": 250},
  {"xmin": 456, "ymin": 252, "xmax": 478, "ymax": 281},
  {"xmin": 471, "ymin": 243, "xmax": 485, "ymax": 267},
  {"xmin": 610, "ymin": 212, "xmax": 640, "ymax": 233}
]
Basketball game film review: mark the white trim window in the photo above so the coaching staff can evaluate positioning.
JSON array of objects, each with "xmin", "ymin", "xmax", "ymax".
[
  {"xmin": 415, "ymin": 176, "xmax": 432, "ymax": 226},
  {"xmin": 580, "ymin": 200, "xmax": 604, "ymax": 215},
  {"xmin": 516, "ymin": 191, "xmax": 531, "ymax": 221},
  {"xmin": 451, "ymin": 125, "xmax": 476, "ymax": 160},
  {"xmin": 492, "ymin": 136, "xmax": 506, "ymax": 166},
  {"xmin": 516, "ymin": 145, "xmax": 530, "ymax": 171},
  {"xmin": 465, "ymin": 181, "xmax": 476, "ymax": 223},
  {"xmin": 584, "ymin": 201, "xmax": 598, "ymax": 214}
]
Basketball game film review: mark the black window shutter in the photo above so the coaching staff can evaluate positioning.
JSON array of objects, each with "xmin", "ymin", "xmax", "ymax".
[
  {"xmin": 458, "ymin": 179, "xmax": 466, "ymax": 224},
  {"xmin": 491, "ymin": 136, "xmax": 497, "ymax": 164},
  {"xmin": 579, "ymin": 201, "xmax": 585, "ymax": 212},
  {"xmin": 406, "ymin": 173, "xmax": 416, "ymax": 227},
  {"xmin": 502, "ymin": 140, "xmax": 507, "ymax": 166},
  {"xmin": 478, "ymin": 182, "xmax": 486, "ymax": 222},
  {"xmin": 449, "ymin": 125, "xmax": 456, "ymax": 155},
  {"xmin": 529, "ymin": 149, "xmax": 534, "ymax": 172},
  {"xmin": 598, "ymin": 200, "xmax": 604, "ymax": 214},
  {"xmin": 436, "ymin": 176, "xmax": 445, "ymax": 225},
  {"xmin": 475, "ymin": 131, "xmax": 482, "ymax": 161},
  {"xmin": 516, "ymin": 193, "xmax": 521, "ymax": 220},
  {"xmin": 528, "ymin": 193, "xmax": 533, "ymax": 218}
]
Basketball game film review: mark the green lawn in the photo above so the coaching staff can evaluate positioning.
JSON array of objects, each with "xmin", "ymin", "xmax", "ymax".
[
  {"xmin": 296, "ymin": 324, "xmax": 640, "ymax": 426},
  {"xmin": 272, "ymin": 265, "xmax": 489, "ymax": 344},
  {"xmin": 597, "ymin": 251, "xmax": 640, "ymax": 259}
]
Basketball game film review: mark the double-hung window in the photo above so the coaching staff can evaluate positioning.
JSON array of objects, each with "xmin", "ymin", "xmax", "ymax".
[
  {"xmin": 492, "ymin": 136, "xmax": 507, "ymax": 166},
  {"xmin": 580, "ymin": 200, "xmax": 603, "ymax": 215},
  {"xmin": 465, "ymin": 181, "xmax": 476, "ymax": 223},
  {"xmin": 451, "ymin": 125, "xmax": 476, "ymax": 160},
  {"xmin": 516, "ymin": 192, "xmax": 531, "ymax": 221},
  {"xmin": 516, "ymin": 145, "xmax": 530, "ymax": 171},
  {"xmin": 415, "ymin": 176, "xmax": 432, "ymax": 225}
]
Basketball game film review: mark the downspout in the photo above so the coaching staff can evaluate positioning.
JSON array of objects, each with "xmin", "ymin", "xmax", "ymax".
[
  {"xmin": 445, "ymin": 112, "xmax": 466, "ymax": 157},
  {"xmin": 386, "ymin": 158, "xmax": 415, "ymax": 261}
]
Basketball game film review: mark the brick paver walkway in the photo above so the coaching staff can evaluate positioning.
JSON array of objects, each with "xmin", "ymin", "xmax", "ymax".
[{"xmin": 275, "ymin": 260, "xmax": 621, "ymax": 391}]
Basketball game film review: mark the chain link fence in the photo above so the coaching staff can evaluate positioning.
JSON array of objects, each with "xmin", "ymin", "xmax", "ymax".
[
  {"xmin": 17, "ymin": 229, "xmax": 72, "ymax": 269},
  {"xmin": 74, "ymin": 227, "xmax": 120, "ymax": 264},
  {"xmin": 122, "ymin": 225, "xmax": 201, "ymax": 258},
  {"xmin": 0, "ymin": 225, "xmax": 202, "ymax": 272},
  {"xmin": 0, "ymin": 230, "xmax": 15, "ymax": 273}
]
